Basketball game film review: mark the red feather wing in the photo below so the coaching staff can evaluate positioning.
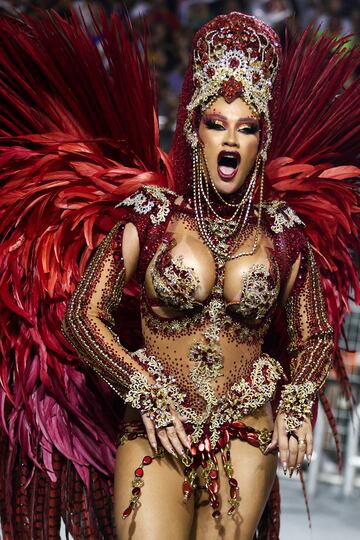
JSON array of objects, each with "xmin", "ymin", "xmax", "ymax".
[{"xmin": 0, "ymin": 9, "xmax": 171, "ymax": 538}]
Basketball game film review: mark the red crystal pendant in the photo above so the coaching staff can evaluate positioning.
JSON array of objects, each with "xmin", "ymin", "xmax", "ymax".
[{"xmin": 122, "ymin": 506, "xmax": 133, "ymax": 519}]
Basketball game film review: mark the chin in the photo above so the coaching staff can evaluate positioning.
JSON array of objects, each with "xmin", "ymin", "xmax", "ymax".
[{"xmin": 215, "ymin": 177, "xmax": 245, "ymax": 195}]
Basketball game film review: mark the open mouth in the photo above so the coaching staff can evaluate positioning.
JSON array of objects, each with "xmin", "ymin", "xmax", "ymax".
[{"xmin": 217, "ymin": 151, "xmax": 240, "ymax": 180}]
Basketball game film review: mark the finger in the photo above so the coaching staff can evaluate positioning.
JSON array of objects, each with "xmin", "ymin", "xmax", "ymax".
[
  {"xmin": 172, "ymin": 416, "xmax": 191, "ymax": 450},
  {"xmin": 156, "ymin": 428, "xmax": 177, "ymax": 457},
  {"xmin": 166, "ymin": 425, "xmax": 186, "ymax": 456},
  {"xmin": 265, "ymin": 424, "xmax": 278, "ymax": 454},
  {"xmin": 278, "ymin": 432, "xmax": 289, "ymax": 473},
  {"xmin": 296, "ymin": 435, "xmax": 307, "ymax": 470},
  {"xmin": 306, "ymin": 432, "xmax": 313, "ymax": 464},
  {"xmin": 141, "ymin": 415, "xmax": 158, "ymax": 453},
  {"xmin": 288, "ymin": 436, "xmax": 298, "ymax": 476}
]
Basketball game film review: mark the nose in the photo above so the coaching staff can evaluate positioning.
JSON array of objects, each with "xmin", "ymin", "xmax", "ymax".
[{"xmin": 223, "ymin": 127, "xmax": 239, "ymax": 148}]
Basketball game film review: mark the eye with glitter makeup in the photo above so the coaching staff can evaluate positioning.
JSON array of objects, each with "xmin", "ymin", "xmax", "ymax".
[
  {"xmin": 238, "ymin": 123, "xmax": 259, "ymax": 135},
  {"xmin": 204, "ymin": 119, "xmax": 225, "ymax": 131},
  {"xmin": 203, "ymin": 116, "xmax": 259, "ymax": 135}
]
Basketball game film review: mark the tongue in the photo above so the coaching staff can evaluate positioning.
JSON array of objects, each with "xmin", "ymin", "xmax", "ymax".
[{"xmin": 219, "ymin": 165, "xmax": 235, "ymax": 176}]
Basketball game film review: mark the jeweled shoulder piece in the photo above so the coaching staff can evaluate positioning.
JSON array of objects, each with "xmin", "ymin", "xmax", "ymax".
[
  {"xmin": 264, "ymin": 200, "xmax": 304, "ymax": 233},
  {"xmin": 116, "ymin": 185, "xmax": 176, "ymax": 225},
  {"xmin": 185, "ymin": 13, "xmax": 281, "ymax": 158}
]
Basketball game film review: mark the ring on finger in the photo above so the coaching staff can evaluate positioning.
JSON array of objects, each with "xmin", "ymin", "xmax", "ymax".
[{"xmin": 298, "ymin": 438, "xmax": 306, "ymax": 446}]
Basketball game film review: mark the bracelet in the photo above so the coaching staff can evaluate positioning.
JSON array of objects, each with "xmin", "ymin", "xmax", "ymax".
[
  {"xmin": 124, "ymin": 349, "xmax": 186, "ymax": 429},
  {"xmin": 277, "ymin": 382, "xmax": 316, "ymax": 432}
]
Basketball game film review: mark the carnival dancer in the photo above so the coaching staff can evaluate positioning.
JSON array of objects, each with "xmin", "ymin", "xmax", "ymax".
[{"xmin": 0, "ymin": 8, "xmax": 359, "ymax": 540}]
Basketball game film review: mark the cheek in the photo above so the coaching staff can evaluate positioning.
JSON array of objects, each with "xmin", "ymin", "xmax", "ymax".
[
  {"xmin": 242, "ymin": 137, "xmax": 259, "ymax": 163},
  {"xmin": 198, "ymin": 125, "xmax": 222, "ymax": 154}
]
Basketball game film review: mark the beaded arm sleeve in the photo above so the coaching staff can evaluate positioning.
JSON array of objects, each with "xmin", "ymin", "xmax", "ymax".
[
  {"xmin": 278, "ymin": 241, "xmax": 334, "ymax": 432},
  {"xmin": 62, "ymin": 220, "xmax": 180, "ymax": 427}
]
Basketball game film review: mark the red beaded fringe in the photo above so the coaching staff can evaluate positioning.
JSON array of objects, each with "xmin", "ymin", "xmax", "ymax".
[{"xmin": 118, "ymin": 419, "xmax": 272, "ymax": 520}]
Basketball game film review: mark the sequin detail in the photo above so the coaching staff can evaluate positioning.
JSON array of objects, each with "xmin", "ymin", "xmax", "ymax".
[
  {"xmin": 117, "ymin": 185, "xmax": 174, "ymax": 225},
  {"xmin": 264, "ymin": 200, "xmax": 304, "ymax": 234},
  {"xmin": 151, "ymin": 240, "xmax": 201, "ymax": 310},
  {"xmin": 278, "ymin": 242, "xmax": 334, "ymax": 431},
  {"xmin": 185, "ymin": 13, "xmax": 281, "ymax": 158},
  {"xmin": 62, "ymin": 223, "xmax": 153, "ymax": 398},
  {"xmin": 124, "ymin": 349, "xmax": 283, "ymax": 448}
]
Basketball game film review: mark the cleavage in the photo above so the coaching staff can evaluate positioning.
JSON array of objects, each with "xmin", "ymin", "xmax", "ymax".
[{"xmin": 144, "ymin": 230, "xmax": 280, "ymax": 320}]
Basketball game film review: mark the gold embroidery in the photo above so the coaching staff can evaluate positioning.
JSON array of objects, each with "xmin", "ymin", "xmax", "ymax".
[
  {"xmin": 277, "ymin": 382, "xmax": 317, "ymax": 431},
  {"xmin": 124, "ymin": 350, "xmax": 187, "ymax": 428},
  {"xmin": 117, "ymin": 186, "xmax": 175, "ymax": 225},
  {"xmin": 151, "ymin": 241, "xmax": 201, "ymax": 310},
  {"xmin": 226, "ymin": 259, "xmax": 280, "ymax": 320},
  {"xmin": 124, "ymin": 349, "xmax": 283, "ymax": 447},
  {"xmin": 264, "ymin": 201, "xmax": 304, "ymax": 234},
  {"xmin": 278, "ymin": 242, "xmax": 334, "ymax": 431}
]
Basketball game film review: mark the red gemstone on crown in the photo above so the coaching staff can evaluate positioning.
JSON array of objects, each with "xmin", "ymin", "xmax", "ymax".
[{"xmin": 220, "ymin": 77, "xmax": 244, "ymax": 103}]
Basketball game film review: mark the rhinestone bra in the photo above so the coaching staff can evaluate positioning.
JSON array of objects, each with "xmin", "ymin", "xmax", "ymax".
[{"xmin": 145, "ymin": 236, "xmax": 281, "ymax": 322}]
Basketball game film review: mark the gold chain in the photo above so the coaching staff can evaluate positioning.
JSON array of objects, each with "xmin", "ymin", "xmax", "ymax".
[{"xmin": 192, "ymin": 144, "xmax": 264, "ymax": 261}]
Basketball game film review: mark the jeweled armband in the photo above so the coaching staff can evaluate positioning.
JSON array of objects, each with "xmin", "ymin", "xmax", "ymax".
[
  {"xmin": 124, "ymin": 349, "xmax": 187, "ymax": 429},
  {"xmin": 277, "ymin": 382, "xmax": 316, "ymax": 432}
]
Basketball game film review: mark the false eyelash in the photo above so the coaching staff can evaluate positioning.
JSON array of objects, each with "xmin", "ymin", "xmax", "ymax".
[
  {"xmin": 204, "ymin": 120, "xmax": 260, "ymax": 134},
  {"xmin": 204, "ymin": 120, "xmax": 225, "ymax": 130},
  {"xmin": 240, "ymin": 124, "xmax": 260, "ymax": 134}
]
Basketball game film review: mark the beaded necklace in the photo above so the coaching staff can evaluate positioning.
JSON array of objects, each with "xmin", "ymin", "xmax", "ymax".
[{"xmin": 192, "ymin": 144, "xmax": 264, "ymax": 262}]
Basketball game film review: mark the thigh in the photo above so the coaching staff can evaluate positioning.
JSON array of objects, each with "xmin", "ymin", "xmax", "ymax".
[
  {"xmin": 192, "ymin": 440, "xmax": 277, "ymax": 540},
  {"xmin": 114, "ymin": 436, "xmax": 194, "ymax": 540}
]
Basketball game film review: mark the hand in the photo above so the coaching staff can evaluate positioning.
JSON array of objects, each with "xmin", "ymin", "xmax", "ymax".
[
  {"xmin": 265, "ymin": 412, "xmax": 313, "ymax": 477},
  {"xmin": 141, "ymin": 405, "xmax": 191, "ymax": 458}
]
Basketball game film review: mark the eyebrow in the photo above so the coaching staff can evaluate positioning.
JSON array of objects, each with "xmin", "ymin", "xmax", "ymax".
[{"xmin": 202, "ymin": 113, "xmax": 259, "ymax": 123}]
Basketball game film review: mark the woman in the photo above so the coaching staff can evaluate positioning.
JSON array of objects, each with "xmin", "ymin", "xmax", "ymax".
[
  {"xmin": 0, "ymin": 8, "xmax": 359, "ymax": 540},
  {"xmin": 62, "ymin": 13, "xmax": 333, "ymax": 539}
]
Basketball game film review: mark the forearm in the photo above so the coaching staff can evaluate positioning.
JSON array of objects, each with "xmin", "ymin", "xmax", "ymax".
[
  {"xmin": 62, "ymin": 223, "xmax": 153, "ymax": 397},
  {"xmin": 278, "ymin": 242, "xmax": 334, "ymax": 431}
]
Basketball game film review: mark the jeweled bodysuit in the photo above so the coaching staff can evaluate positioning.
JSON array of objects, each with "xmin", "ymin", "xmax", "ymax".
[{"xmin": 63, "ymin": 185, "xmax": 333, "ymax": 517}]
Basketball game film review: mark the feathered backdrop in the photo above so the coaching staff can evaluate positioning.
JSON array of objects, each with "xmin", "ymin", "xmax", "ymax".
[{"xmin": 0, "ymin": 8, "xmax": 359, "ymax": 540}]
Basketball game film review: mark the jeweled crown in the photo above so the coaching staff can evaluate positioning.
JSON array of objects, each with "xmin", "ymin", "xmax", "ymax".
[{"xmin": 185, "ymin": 13, "xmax": 281, "ymax": 157}]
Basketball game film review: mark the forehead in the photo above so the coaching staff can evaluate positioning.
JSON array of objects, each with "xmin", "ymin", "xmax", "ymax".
[{"xmin": 202, "ymin": 97, "xmax": 258, "ymax": 119}]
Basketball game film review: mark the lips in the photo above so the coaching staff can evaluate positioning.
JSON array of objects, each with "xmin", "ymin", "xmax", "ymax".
[{"xmin": 217, "ymin": 151, "xmax": 240, "ymax": 180}]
